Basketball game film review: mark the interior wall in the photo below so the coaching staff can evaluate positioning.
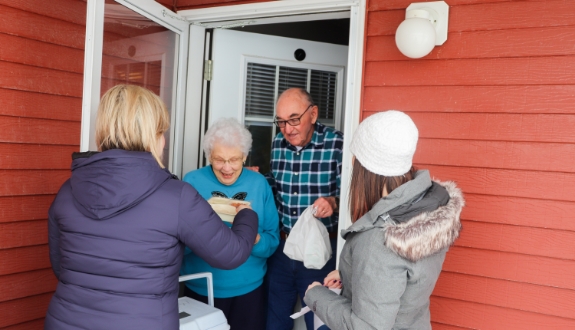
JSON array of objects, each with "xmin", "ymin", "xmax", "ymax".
[
  {"xmin": 0, "ymin": 0, "xmax": 86, "ymax": 328},
  {"xmin": 365, "ymin": 0, "xmax": 575, "ymax": 328}
]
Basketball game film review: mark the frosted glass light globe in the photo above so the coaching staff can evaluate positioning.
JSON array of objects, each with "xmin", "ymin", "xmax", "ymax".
[{"xmin": 395, "ymin": 17, "xmax": 437, "ymax": 58}]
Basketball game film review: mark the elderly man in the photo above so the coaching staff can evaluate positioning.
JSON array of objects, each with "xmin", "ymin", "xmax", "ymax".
[{"xmin": 266, "ymin": 88, "xmax": 343, "ymax": 330}]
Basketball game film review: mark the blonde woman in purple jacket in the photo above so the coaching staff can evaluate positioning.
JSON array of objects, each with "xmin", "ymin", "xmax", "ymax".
[{"xmin": 45, "ymin": 85, "xmax": 258, "ymax": 330}]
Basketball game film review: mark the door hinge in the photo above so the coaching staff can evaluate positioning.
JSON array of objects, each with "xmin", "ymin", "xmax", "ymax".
[{"xmin": 204, "ymin": 60, "xmax": 213, "ymax": 81}]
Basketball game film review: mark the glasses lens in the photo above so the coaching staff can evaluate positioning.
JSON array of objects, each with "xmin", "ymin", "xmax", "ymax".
[
  {"xmin": 287, "ymin": 118, "xmax": 300, "ymax": 126},
  {"xmin": 229, "ymin": 157, "xmax": 243, "ymax": 167},
  {"xmin": 212, "ymin": 157, "xmax": 243, "ymax": 167},
  {"xmin": 275, "ymin": 120, "xmax": 286, "ymax": 128}
]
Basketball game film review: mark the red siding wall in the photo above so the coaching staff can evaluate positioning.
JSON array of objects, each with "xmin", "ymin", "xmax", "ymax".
[
  {"xmin": 2, "ymin": 0, "xmax": 574, "ymax": 328},
  {"xmin": 0, "ymin": 0, "xmax": 85, "ymax": 328},
  {"xmin": 365, "ymin": 0, "xmax": 575, "ymax": 328},
  {"xmin": 176, "ymin": 0, "xmax": 271, "ymax": 10}
]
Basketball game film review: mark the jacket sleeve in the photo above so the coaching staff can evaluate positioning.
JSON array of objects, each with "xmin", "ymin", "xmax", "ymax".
[
  {"xmin": 48, "ymin": 204, "xmax": 61, "ymax": 279},
  {"xmin": 177, "ymin": 183, "xmax": 258, "ymax": 270},
  {"xmin": 250, "ymin": 183, "xmax": 280, "ymax": 258},
  {"xmin": 303, "ymin": 234, "xmax": 407, "ymax": 330}
]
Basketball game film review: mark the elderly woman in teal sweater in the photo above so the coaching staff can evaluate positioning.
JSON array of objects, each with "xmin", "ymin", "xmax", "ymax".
[{"xmin": 180, "ymin": 118, "xmax": 279, "ymax": 330}]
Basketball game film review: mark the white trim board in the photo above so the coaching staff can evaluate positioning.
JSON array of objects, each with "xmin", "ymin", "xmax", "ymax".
[
  {"xmin": 178, "ymin": 0, "xmax": 359, "ymax": 22},
  {"xmin": 80, "ymin": 0, "xmax": 105, "ymax": 152},
  {"xmin": 179, "ymin": 0, "xmax": 366, "ymax": 262},
  {"xmin": 190, "ymin": 11, "xmax": 351, "ymax": 29}
]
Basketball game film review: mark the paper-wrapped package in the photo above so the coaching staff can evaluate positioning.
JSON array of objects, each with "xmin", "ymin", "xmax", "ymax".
[{"xmin": 207, "ymin": 197, "xmax": 251, "ymax": 223}]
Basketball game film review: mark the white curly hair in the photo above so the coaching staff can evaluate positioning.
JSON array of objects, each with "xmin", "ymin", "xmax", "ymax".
[{"xmin": 203, "ymin": 117, "xmax": 252, "ymax": 159}]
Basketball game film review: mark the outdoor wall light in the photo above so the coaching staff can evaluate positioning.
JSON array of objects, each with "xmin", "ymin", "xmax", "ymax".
[{"xmin": 395, "ymin": 1, "xmax": 449, "ymax": 58}]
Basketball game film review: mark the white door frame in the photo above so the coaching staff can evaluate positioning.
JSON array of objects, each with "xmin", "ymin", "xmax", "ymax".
[
  {"xmin": 81, "ymin": 0, "xmax": 190, "ymax": 177},
  {"xmin": 179, "ymin": 0, "xmax": 366, "ymax": 256}
]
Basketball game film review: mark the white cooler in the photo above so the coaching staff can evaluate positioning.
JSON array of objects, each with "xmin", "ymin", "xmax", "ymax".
[{"xmin": 178, "ymin": 273, "xmax": 230, "ymax": 330}]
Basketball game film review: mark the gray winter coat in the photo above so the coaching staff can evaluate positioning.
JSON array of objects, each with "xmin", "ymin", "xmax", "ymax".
[{"xmin": 304, "ymin": 174, "xmax": 464, "ymax": 330}]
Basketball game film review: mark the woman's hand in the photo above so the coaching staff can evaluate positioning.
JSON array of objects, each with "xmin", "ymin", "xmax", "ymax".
[
  {"xmin": 306, "ymin": 281, "xmax": 323, "ymax": 295},
  {"xmin": 254, "ymin": 233, "xmax": 261, "ymax": 244},
  {"xmin": 235, "ymin": 204, "xmax": 252, "ymax": 213},
  {"xmin": 323, "ymin": 270, "xmax": 342, "ymax": 289}
]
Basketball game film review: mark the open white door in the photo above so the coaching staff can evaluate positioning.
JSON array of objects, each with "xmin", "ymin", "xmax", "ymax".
[
  {"xmin": 81, "ymin": 0, "xmax": 189, "ymax": 176},
  {"xmin": 84, "ymin": 0, "xmax": 367, "ymax": 266},
  {"xmin": 199, "ymin": 29, "xmax": 348, "ymax": 174}
]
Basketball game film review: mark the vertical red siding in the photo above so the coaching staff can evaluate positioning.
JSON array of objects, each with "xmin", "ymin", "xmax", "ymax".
[
  {"xmin": 364, "ymin": 0, "xmax": 575, "ymax": 328},
  {"xmin": 0, "ymin": 0, "xmax": 85, "ymax": 328}
]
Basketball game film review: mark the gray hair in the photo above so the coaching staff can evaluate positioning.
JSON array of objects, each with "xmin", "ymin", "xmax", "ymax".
[{"xmin": 203, "ymin": 117, "xmax": 252, "ymax": 159}]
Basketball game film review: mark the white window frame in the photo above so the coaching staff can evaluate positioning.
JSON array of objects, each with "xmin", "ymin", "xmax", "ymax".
[
  {"xmin": 241, "ymin": 56, "xmax": 345, "ymax": 134},
  {"xmin": 179, "ymin": 0, "xmax": 366, "ymax": 258}
]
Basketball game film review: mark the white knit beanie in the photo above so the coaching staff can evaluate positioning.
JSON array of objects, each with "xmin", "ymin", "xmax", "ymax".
[{"xmin": 350, "ymin": 110, "xmax": 418, "ymax": 176}]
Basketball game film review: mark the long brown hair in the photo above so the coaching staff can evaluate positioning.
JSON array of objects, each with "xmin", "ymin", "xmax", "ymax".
[{"xmin": 349, "ymin": 158, "xmax": 417, "ymax": 222}]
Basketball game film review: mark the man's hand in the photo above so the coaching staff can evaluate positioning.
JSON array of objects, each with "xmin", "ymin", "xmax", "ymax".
[
  {"xmin": 312, "ymin": 197, "xmax": 338, "ymax": 218},
  {"xmin": 245, "ymin": 166, "xmax": 259, "ymax": 172}
]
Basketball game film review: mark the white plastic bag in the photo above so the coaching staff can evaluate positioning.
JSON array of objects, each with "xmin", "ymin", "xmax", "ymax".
[
  {"xmin": 291, "ymin": 288, "xmax": 341, "ymax": 330},
  {"xmin": 283, "ymin": 206, "xmax": 332, "ymax": 269}
]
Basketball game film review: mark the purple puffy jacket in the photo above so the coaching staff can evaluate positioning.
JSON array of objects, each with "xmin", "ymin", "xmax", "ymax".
[{"xmin": 45, "ymin": 150, "xmax": 258, "ymax": 330}]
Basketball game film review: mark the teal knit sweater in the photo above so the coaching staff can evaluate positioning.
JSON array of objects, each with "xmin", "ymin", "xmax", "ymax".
[{"xmin": 180, "ymin": 166, "xmax": 279, "ymax": 298}]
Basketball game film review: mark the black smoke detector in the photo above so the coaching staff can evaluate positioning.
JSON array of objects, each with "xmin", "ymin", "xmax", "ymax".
[{"xmin": 294, "ymin": 48, "xmax": 306, "ymax": 61}]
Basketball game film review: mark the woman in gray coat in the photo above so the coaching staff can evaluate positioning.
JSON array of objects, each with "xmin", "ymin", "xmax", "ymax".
[{"xmin": 304, "ymin": 110, "xmax": 464, "ymax": 330}]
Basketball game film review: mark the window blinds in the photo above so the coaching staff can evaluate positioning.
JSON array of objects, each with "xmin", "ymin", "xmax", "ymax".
[
  {"xmin": 245, "ymin": 63, "xmax": 276, "ymax": 117},
  {"xmin": 245, "ymin": 62, "xmax": 338, "ymax": 124}
]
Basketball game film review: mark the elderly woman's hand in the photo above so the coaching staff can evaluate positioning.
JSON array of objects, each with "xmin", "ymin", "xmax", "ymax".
[
  {"xmin": 233, "ymin": 204, "xmax": 258, "ymax": 244},
  {"xmin": 235, "ymin": 204, "xmax": 252, "ymax": 213}
]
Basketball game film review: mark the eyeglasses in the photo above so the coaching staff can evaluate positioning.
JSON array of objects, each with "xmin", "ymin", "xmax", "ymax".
[
  {"xmin": 211, "ymin": 157, "xmax": 243, "ymax": 168},
  {"xmin": 274, "ymin": 104, "xmax": 313, "ymax": 128}
]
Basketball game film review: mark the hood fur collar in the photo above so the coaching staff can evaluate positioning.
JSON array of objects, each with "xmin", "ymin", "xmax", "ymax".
[
  {"xmin": 342, "ymin": 180, "xmax": 464, "ymax": 262},
  {"xmin": 384, "ymin": 181, "xmax": 464, "ymax": 262}
]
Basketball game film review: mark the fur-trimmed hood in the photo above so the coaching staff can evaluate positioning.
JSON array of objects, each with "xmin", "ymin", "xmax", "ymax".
[{"xmin": 343, "ymin": 180, "xmax": 464, "ymax": 262}]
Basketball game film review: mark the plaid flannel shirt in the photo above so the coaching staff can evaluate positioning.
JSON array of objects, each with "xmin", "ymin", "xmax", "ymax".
[{"xmin": 266, "ymin": 122, "xmax": 343, "ymax": 233}]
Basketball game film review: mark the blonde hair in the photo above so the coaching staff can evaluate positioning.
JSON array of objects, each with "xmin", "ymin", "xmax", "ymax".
[{"xmin": 95, "ymin": 84, "xmax": 170, "ymax": 167}]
